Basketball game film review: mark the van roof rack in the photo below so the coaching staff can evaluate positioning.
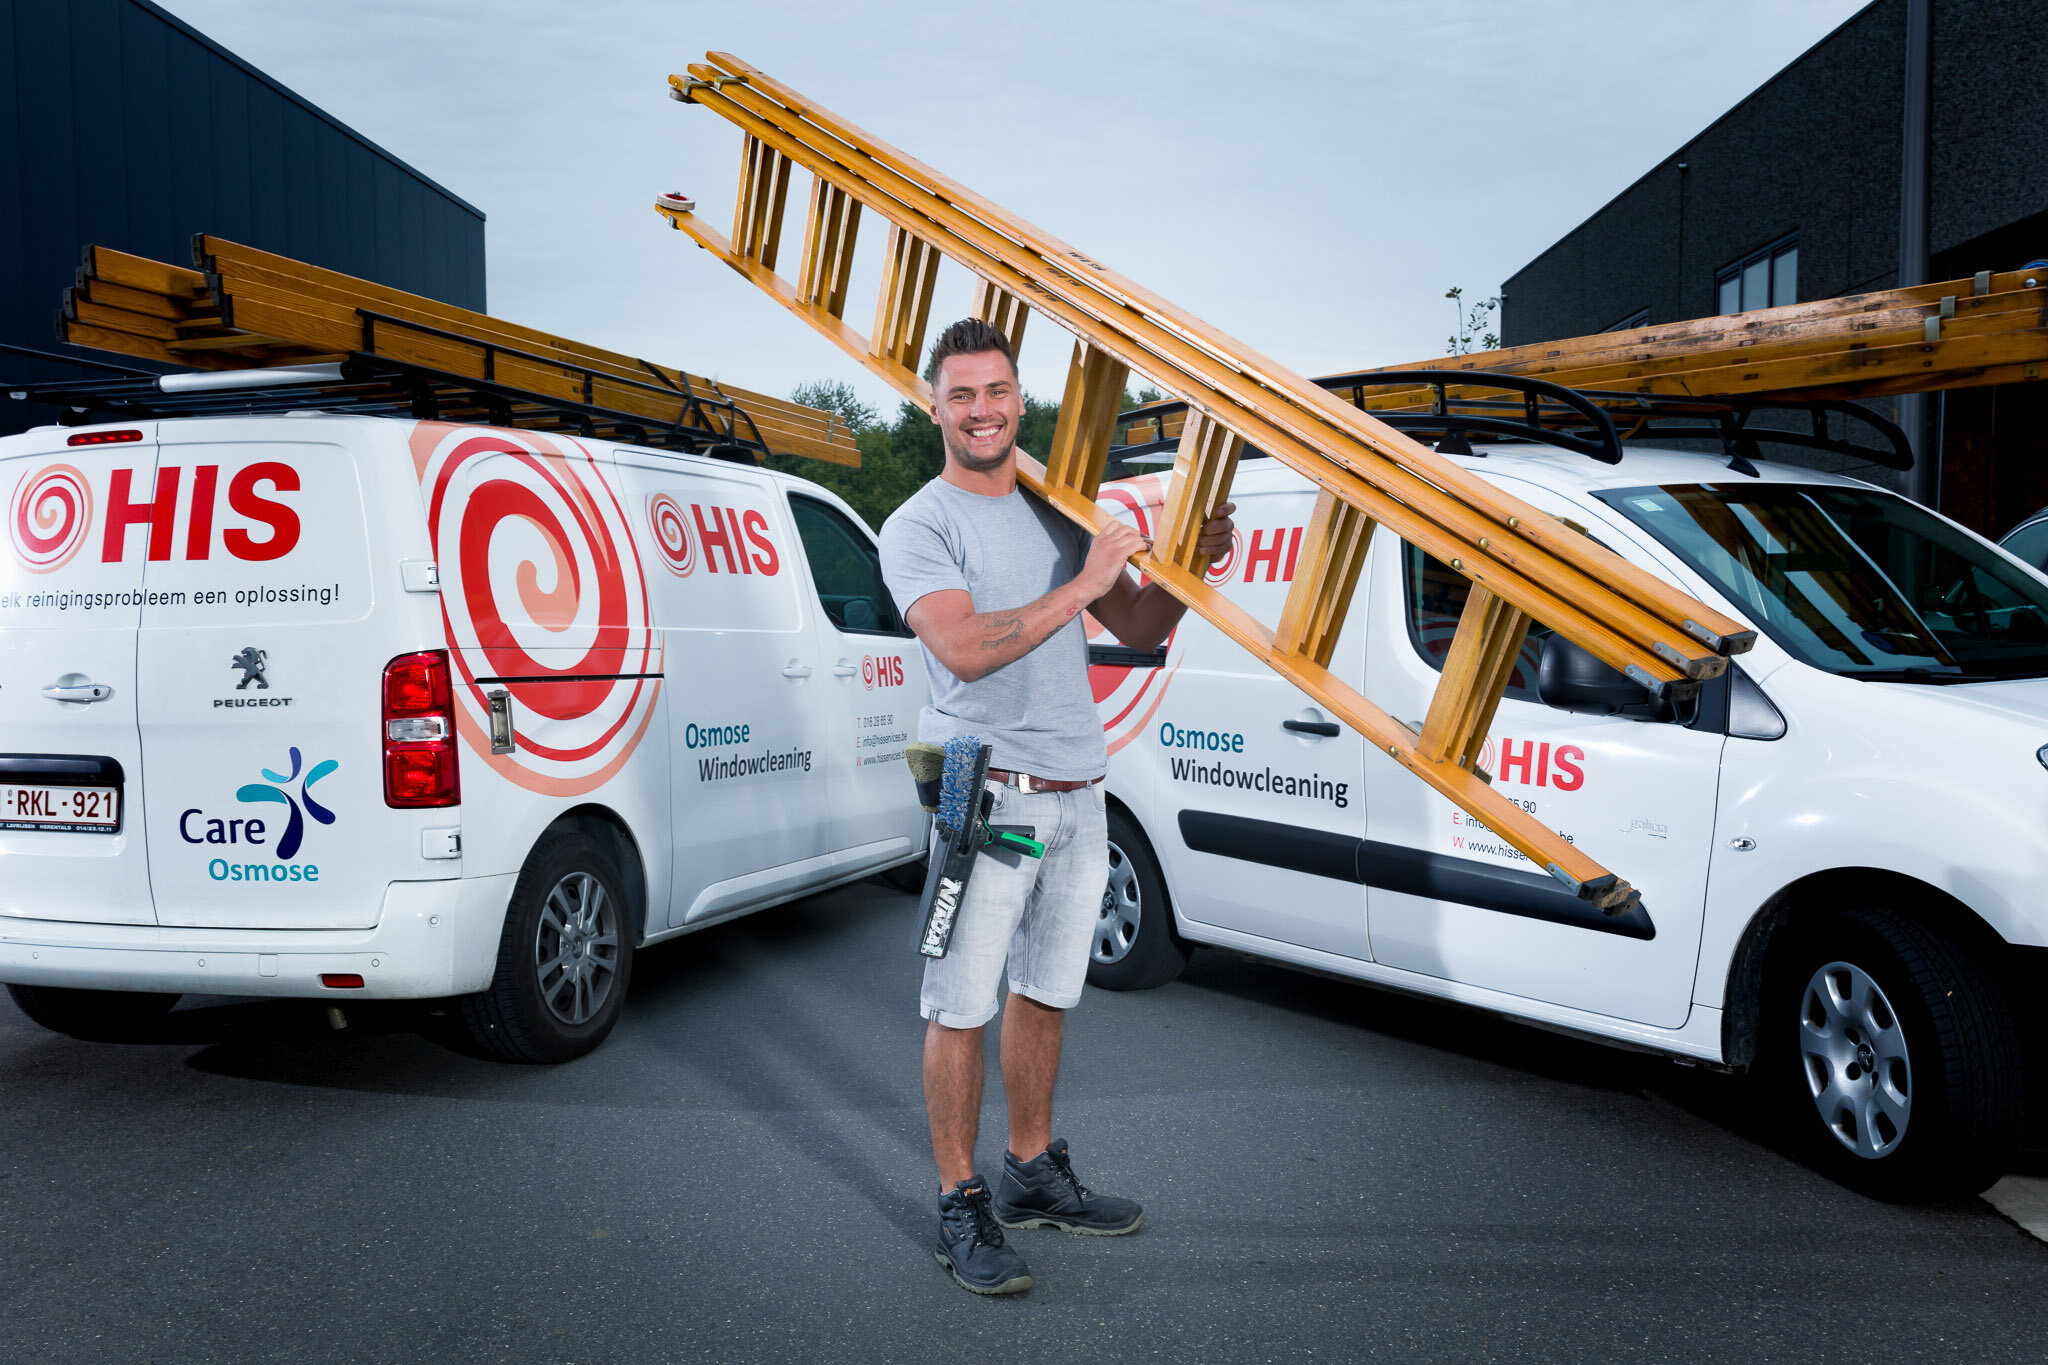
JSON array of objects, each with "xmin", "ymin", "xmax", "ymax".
[
  {"xmin": 4, "ymin": 239, "xmax": 861, "ymax": 467},
  {"xmin": 1109, "ymin": 369, "xmax": 1912, "ymax": 477},
  {"xmin": 3, "ymin": 341, "xmax": 771, "ymax": 459}
]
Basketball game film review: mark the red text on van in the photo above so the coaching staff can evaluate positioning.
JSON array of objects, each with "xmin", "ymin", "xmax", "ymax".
[
  {"xmin": 1492, "ymin": 738, "xmax": 1585, "ymax": 791},
  {"xmin": 101, "ymin": 463, "xmax": 301, "ymax": 563},
  {"xmin": 690, "ymin": 503, "xmax": 781, "ymax": 576}
]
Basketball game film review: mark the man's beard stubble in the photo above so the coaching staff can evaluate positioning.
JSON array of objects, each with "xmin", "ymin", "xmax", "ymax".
[{"xmin": 944, "ymin": 422, "xmax": 1016, "ymax": 474}]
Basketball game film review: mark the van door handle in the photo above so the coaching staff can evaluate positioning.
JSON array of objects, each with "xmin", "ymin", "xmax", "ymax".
[
  {"xmin": 782, "ymin": 662, "xmax": 814, "ymax": 679},
  {"xmin": 1282, "ymin": 719, "xmax": 1339, "ymax": 737},
  {"xmin": 42, "ymin": 682, "xmax": 114, "ymax": 703},
  {"xmin": 832, "ymin": 660, "xmax": 858, "ymax": 678}
]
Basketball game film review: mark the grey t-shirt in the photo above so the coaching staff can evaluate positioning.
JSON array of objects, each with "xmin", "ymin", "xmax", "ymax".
[{"xmin": 879, "ymin": 478, "xmax": 1107, "ymax": 781}]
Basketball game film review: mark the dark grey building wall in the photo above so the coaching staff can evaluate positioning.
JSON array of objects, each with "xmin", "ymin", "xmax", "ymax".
[
  {"xmin": 1501, "ymin": 0, "xmax": 2048, "ymax": 346},
  {"xmin": 0, "ymin": 0, "xmax": 485, "ymax": 433}
]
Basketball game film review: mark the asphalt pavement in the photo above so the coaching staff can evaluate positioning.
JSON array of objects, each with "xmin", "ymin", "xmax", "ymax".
[{"xmin": 5, "ymin": 879, "xmax": 2047, "ymax": 1364}]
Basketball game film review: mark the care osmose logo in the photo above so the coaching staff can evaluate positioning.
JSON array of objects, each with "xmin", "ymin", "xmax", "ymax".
[{"xmin": 182, "ymin": 747, "xmax": 338, "ymax": 883}]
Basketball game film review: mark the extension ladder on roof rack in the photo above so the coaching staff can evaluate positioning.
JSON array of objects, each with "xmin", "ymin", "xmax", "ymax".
[
  {"xmin": 31, "ymin": 238, "xmax": 861, "ymax": 466},
  {"xmin": 1118, "ymin": 265, "xmax": 2048, "ymax": 443},
  {"xmin": 657, "ymin": 52, "xmax": 1761, "ymax": 914}
]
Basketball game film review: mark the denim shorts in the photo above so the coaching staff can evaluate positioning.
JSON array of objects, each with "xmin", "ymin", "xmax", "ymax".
[{"xmin": 920, "ymin": 780, "xmax": 1109, "ymax": 1029}]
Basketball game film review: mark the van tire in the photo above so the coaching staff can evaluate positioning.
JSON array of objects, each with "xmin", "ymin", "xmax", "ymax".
[
  {"xmin": 1763, "ymin": 906, "xmax": 2021, "ymax": 1199},
  {"xmin": 5, "ymin": 984, "xmax": 178, "ymax": 1041},
  {"xmin": 1087, "ymin": 807, "xmax": 1190, "ymax": 992},
  {"xmin": 459, "ymin": 827, "xmax": 636, "ymax": 1064}
]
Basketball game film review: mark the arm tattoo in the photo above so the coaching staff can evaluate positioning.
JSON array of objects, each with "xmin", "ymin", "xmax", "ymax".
[{"xmin": 980, "ymin": 614, "xmax": 1025, "ymax": 650}]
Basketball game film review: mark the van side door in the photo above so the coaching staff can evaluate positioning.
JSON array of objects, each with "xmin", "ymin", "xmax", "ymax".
[
  {"xmin": 616, "ymin": 455, "xmax": 834, "ymax": 928},
  {"xmin": 1360, "ymin": 481, "xmax": 1724, "ymax": 1028},
  {"xmin": 784, "ymin": 490, "xmax": 930, "ymax": 876}
]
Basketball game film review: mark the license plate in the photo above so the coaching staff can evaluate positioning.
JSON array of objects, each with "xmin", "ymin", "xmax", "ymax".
[{"xmin": 0, "ymin": 782, "xmax": 120, "ymax": 833}]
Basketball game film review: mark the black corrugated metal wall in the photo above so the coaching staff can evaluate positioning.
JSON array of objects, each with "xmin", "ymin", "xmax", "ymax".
[{"xmin": 0, "ymin": 0, "xmax": 485, "ymax": 434}]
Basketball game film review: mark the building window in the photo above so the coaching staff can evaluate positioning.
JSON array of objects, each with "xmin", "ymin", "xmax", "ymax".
[
  {"xmin": 1603, "ymin": 307, "xmax": 1650, "ymax": 332},
  {"xmin": 1718, "ymin": 234, "xmax": 1798, "ymax": 314}
]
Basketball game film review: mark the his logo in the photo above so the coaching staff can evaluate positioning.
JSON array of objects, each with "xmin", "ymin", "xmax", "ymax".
[
  {"xmin": 1475, "ymin": 736, "xmax": 1585, "ymax": 791},
  {"xmin": 231, "ymin": 647, "xmax": 269, "ymax": 690},
  {"xmin": 862, "ymin": 653, "xmax": 905, "ymax": 691},
  {"xmin": 235, "ymin": 746, "xmax": 339, "ymax": 859},
  {"xmin": 8, "ymin": 464, "xmax": 93, "ymax": 573}
]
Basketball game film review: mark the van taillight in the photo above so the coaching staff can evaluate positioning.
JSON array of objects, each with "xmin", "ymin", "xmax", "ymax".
[
  {"xmin": 383, "ymin": 650, "xmax": 459, "ymax": 808},
  {"xmin": 66, "ymin": 429, "xmax": 144, "ymax": 446}
]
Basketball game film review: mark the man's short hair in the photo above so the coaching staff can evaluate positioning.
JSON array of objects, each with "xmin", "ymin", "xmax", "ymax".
[{"xmin": 928, "ymin": 317, "xmax": 1017, "ymax": 385}]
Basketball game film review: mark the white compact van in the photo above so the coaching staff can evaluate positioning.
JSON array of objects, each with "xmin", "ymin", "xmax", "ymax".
[
  {"xmin": 1, "ymin": 415, "xmax": 929, "ymax": 1060},
  {"xmin": 1086, "ymin": 446, "xmax": 2048, "ymax": 1198}
]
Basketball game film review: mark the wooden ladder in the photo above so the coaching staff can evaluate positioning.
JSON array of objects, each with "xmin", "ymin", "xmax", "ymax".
[{"xmin": 658, "ymin": 53, "xmax": 1759, "ymax": 914}]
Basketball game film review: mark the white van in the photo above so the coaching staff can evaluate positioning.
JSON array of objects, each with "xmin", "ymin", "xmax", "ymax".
[
  {"xmin": 1, "ymin": 414, "xmax": 929, "ymax": 1061},
  {"xmin": 1086, "ymin": 445, "xmax": 2048, "ymax": 1198}
]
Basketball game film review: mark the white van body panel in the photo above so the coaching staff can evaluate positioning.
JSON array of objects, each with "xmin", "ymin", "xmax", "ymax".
[
  {"xmin": 1, "ymin": 422, "xmax": 160, "ymax": 926},
  {"xmin": 1095, "ymin": 448, "xmax": 2048, "ymax": 1065},
  {"xmin": 0, "ymin": 415, "xmax": 927, "ymax": 1004}
]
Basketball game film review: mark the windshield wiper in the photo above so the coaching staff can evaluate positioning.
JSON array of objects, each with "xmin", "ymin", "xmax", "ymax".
[{"xmin": 1851, "ymin": 668, "xmax": 2001, "ymax": 684}]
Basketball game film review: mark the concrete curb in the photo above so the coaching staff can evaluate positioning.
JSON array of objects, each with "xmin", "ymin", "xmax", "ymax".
[{"xmin": 1984, "ymin": 1176, "xmax": 2048, "ymax": 1243}]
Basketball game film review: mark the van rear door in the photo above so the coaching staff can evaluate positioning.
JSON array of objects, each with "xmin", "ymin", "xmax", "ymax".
[
  {"xmin": 1, "ymin": 425, "xmax": 160, "ymax": 926},
  {"xmin": 135, "ymin": 425, "xmax": 390, "ymax": 930}
]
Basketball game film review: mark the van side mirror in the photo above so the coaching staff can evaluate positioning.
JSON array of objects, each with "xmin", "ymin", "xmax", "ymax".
[{"xmin": 1536, "ymin": 633, "xmax": 1675, "ymax": 722}]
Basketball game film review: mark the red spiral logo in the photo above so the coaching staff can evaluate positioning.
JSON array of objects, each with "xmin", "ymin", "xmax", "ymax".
[
  {"xmin": 648, "ymin": 493, "xmax": 695, "ymax": 576},
  {"xmin": 9, "ymin": 463, "xmax": 94, "ymax": 573},
  {"xmin": 1204, "ymin": 529, "xmax": 1241, "ymax": 584},
  {"xmin": 410, "ymin": 425, "xmax": 661, "ymax": 796}
]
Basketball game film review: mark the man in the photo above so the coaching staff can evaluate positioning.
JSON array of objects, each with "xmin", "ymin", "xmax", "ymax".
[{"xmin": 879, "ymin": 318, "xmax": 1234, "ymax": 1295}]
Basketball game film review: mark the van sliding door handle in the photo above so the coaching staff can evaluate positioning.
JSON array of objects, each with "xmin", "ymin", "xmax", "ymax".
[
  {"xmin": 832, "ymin": 661, "xmax": 858, "ymax": 678},
  {"xmin": 781, "ymin": 663, "xmax": 814, "ymax": 679},
  {"xmin": 1281, "ymin": 719, "xmax": 1340, "ymax": 737}
]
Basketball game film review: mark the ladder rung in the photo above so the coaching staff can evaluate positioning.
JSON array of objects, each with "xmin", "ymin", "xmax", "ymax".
[
  {"xmin": 797, "ymin": 177, "xmax": 860, "ymax": 317},
  {"xmin": 732, "ymin": 135, "xmax": 793, "ymax": 270},
  {"xmin": 871, "ymin": 223, "xmax": 941, "ymax": 373},
  {"xmin": 1042, "ymin": 340, "xmax": 1128, "ymax": 503},
  {"xmin": 970, "ymin": 277, "xmax": 1029, "ymax": 357},
  {"xmin": 1274, "ymin": 489, "xmax": 1373, "ymax": 668},
  {"xmin": 1416, "ymin": 583, "xmax": 1531, "ymax": 775},
  {"xmin": 1156, "ymin": 411, "xmax": 1242, "ymax": 578}
]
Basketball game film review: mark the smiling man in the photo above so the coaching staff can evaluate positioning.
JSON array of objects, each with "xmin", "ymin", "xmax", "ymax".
[{"xmin": 879, "ymin": 317, "xmax": 1234, "ymax": 1295}]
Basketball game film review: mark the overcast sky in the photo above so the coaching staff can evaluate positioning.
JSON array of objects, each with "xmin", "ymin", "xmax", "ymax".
[{"xmin": 159, "ymin": 0, "xmax": 1871, "ymax": 415}]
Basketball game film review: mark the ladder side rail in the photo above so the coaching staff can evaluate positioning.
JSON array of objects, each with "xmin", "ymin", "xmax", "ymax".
[
  {"xmin": 663, "ymin": 186, "xmax": 1699, "ymax": 696},
  {"xmin": 680, "ymin": 67, "xmax": 1748, "ymax": 667},
  {"xmin": 664, "ymin": 81, "xmax": 1718, "ymax": 683},
  {"xmin": 691, "ymin": 58, "xmax": 1749, "ymax": 657}
]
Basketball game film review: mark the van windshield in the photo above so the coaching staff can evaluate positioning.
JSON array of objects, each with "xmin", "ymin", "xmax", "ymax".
[{"xmin": 1594, "ymin": 483, "xmax": 2048, "ymax": 683}]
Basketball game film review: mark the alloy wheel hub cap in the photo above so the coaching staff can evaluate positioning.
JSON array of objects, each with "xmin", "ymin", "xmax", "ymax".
[{"xmin": 1798, "ymin": 960, "xmax": 1912, "ymax": 1160}]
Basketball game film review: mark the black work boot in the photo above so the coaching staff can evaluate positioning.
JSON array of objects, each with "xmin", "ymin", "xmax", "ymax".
[
  {"xmin": 994, "ymin": 1138, "xmax": 1144, "ymax": 1235},
  {"xmin": 935, "ymin": 1176, "xmax": 1033, "ymax": 1295}
]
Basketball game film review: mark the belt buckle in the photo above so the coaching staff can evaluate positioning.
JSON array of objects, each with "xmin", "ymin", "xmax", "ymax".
[{"xmin": 1015, "ymin": 773, "xmax": 1041, "ymax": 795}]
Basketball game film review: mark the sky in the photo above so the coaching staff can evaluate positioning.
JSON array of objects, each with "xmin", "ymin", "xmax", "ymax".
[{"xmin": 158, "ymin": 0, "xmax": 1872, "ymax": 417}]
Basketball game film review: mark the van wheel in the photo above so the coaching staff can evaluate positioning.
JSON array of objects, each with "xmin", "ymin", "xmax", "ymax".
[
  {"xmin": 5, "ymin": 984, "xmax": 178, "ymax": 1041},
  {"xmin": 1764, "ymin": 907, "xmax": 2020, "ymax": 1199},
  {"xmin": 459, "ymin": 827, "xmax": 635, "ymax": 1064},
  {"xmin": 1086, "ymin": 808, "xmax": 1190, "ymax": 992}
]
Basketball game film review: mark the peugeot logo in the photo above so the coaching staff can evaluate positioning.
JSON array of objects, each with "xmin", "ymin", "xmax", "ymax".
[{"xmin": 230, "ymin": 646, "xmax": 270, "ymax": 691}]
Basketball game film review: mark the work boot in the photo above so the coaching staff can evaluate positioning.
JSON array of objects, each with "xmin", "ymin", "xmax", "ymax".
[
  {"xmin": 993, "ymin": 1138, "xmax": 1144, "ymax": 1235},
  {"xmin": 935, "ymin": 1176, "xmax": 1033, "ymax": 1295}
]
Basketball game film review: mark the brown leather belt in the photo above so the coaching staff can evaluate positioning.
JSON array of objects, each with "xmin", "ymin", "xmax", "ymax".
[{"xmin": 987, "ymin": 768, "xmax": 1104, "ymax": 795}]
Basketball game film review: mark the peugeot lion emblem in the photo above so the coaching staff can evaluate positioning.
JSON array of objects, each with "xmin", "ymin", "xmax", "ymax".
[{"xmin": 230, "ymin": 647, "xmax": 270, "ymax": 691}]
